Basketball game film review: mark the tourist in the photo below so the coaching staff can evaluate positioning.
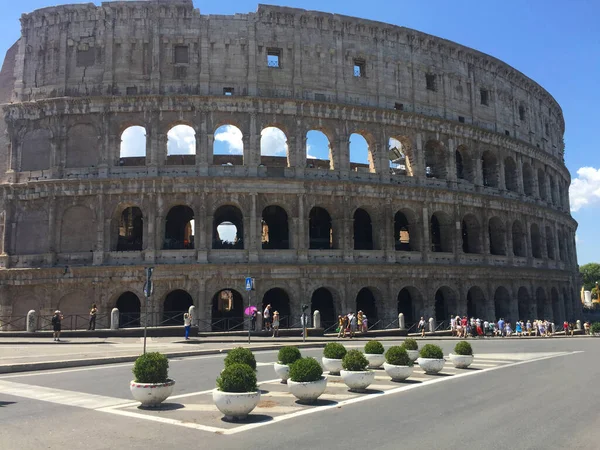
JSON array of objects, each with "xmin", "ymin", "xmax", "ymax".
[
  {"xmin": 183, "ymin": 312, "xmax": 192, "ymax": 340},
  {"xmin": 450, "ymin": 315, "xmax": 457, "ymax": 337},
  {"xmin": 251, "ymin": 310, "xmax": 257, "ymax": 331},
  {"xmin": 88, "ymin": 303, "xmax": 97, "ymax": 331},
  {"xmin": 349, "ymin": 312, "xmax": 357, "ymax": 338},
  {"xmin": 418, "ymin": 317, "xmax": 426, "ymax": 337},
  {"xmin": 526, "ymin": 320, "xmax": 532, "ymax": 336},
  {"xmin": 483, "ymin": 319, "xmax": 489, "ymax": 337},
  {"xmin": 584, "ymin": 321, "xmax": 590, "ymax": 335},
  {"xmin": 52, "ymin": 310, "xmax": 63, "ymax": 342},
  {"xmin": 505, "ymin": 322, "xmax": 513, "ymax": 337},
  {"xmin": 362, "ymin": 314, "xmax": 368, "ymax": 333},
  {"xmin": 563, "ymin": 320, "xmax": 569, "ymax": 336},
  {"xmin": 337, "ymin": 315, "xmax": 345, "ymax": 338},
  {"xmin": 272, "ymin": 311, "xmax": 280, "ymax": 337},
  {"xmin": 263, "ymin": 304, "xmax": 271, "ymax": 331},
  {"xmin": 357, "ymin": 311, "xmax": 363, "ymax": 333}
]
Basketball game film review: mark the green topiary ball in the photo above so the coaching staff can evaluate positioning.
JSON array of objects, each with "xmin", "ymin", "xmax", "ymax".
[
  {"xmin": 419, "ymin": 344, "xmax": 444, "ymax": 359},
  {"xmin": 278, "ymin": 346, "xmax": 302, "ymax": 365},
  {"xmin": 289, "ymin": 357, "xmax": 323, "ymax": 383},
  {"xmin": 364, "ymin": 340, "xmax": 385, "ymax": 354},
  {"xmin": 132, "ymin": 352, "xmax": 169, "ymax": 384},
  {"xmin": 224, "ymin": 347, "xmax": 257, "ymax": 370},
  {"xmin": 216, "ymin": 363, "xmax": 258, "ymax": 393},
  {"xmin": 454, "ymin": 340, "xmax": 473, "ymax": 356},
  {"xmin": 323, "ymin": 342, "xmax": 347, "ymax": 359},
  {"xmin": 591, "ymin": 322, "xmax": 600, "ymax": 334},
  {"xmin": 342, "ymin": 350, "xmax": 369, "ymax": 371},
  {"xmin": 402, "ymin": 338, "xmax": 418, "ymax": 351},
  {"xmin": 385, "ymin": 346, "xmax": 413, "ymax": 366}
]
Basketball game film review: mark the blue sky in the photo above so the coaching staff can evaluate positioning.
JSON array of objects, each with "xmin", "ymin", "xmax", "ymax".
[{"xmin": 1, "ymin": 0, "xmax": 599, "ymax": 263}]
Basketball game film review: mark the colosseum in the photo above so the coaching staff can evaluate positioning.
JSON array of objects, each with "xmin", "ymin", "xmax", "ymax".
[{"xmin": 0, "ymin": 0, "xmax": 580, "ymax": 332}]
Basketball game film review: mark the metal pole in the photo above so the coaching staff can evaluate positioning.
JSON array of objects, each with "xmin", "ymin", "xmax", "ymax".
[{"xmin": 248, "ymin": 290, "xmax": 251, "ymax": 345}]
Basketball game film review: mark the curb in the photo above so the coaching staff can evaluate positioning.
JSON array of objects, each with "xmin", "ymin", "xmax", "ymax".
[{"xmin": 0, "ymin": 342, "xmax": 327, "ymax": 375}]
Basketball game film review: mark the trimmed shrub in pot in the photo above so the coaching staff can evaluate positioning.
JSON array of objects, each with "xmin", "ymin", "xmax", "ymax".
[
  {"xmin": 322, "ymin": 342, "xmax": 347, "ymax": 375},
  {"xmin": 213, "ymin": 363, "xmax": 260, "ymax": 420},
  {"xmin": 417, "ymin": 344, "xmax": 445, "ymax": 375},
  {"xmin": 402, "ymin": 338, "xmax": 419, "ymax": 362},
  {"xmin": 364, "ymin": 340, "xmax": 385, "ymax": 369},
  {"xmin": 130, "ymin": 352, "xmax": 175, "ymax": 407},
  {"xmin": 383, "ymin": 346, "xmax": 414, "ymax": 381},
  {"xmin": 449, "ymin": 340, "xmax": 474, "ymax": 369},
  {"xmin": 591, "ymin": 322, "xmax": 600, "ymax": 335},
  {"xmin": 274, "ymin": 346, "xmax": 301, "ymax": 383},
  {"xmin": 288, "ymin": 357, "xmax": 327, "ymax": 403},
  {"xmin": 224, "ymin": 347, "xmax": 257, "ymax": 370},
  {"xmin": 340, "ymin": 350, "xmax": 374, "ymax": 391}
]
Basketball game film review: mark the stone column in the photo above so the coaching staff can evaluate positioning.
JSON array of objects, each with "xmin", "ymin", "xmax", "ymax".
[
  {"xmin": 196, "ymin": 116, "xmax": 208, "ymax": 175},
  {"xmin": 447, "ymin": 138, "xmax": 457, "ymax": 183},
  {"xmin": 498, "ymin": 157, "xmax": 506, "ymax": 190},
  {"xmin": 249, "ymin": 194, "xmax": 258, "ymax": 262},
  {"xmin": 516, "ymin": 154, "xmax": 524, "ymax": 193},
  {"xmin": 422, "ymin": 206, "xmax": 430, "ymax": 261},
  {"xmin": 297, "ymin": 194, "xmax": 307, "ymax": 261},
  {"xmin": 338, "ymin": 136, "xmax": 350, "ymax": 179}
]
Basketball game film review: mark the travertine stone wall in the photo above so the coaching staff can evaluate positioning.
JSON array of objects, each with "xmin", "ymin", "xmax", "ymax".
[{"xmin": 0, "ymin": 1, "xmax": 580, "ymax": 330}]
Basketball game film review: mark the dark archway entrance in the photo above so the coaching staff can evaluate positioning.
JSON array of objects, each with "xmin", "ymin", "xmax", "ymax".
[
  {"xmin": 397, "ymin": 288, "xmax": 415, "ymax": 324},
  {"xmin": 261, "ymin": 206, "xmax": 289, "ymax": 249},
  {"xmin": 163, "ymin": 290, "xmax": 194, "ymax": 325},
  {"xmin": 117, "ymin": 207, "xmax": 143, "ymax": 251},
  {"xmin": 494, "ymin": 287, "xmax": 511, "ymax": 321},
  {"xmin": 212, "ymin": 289, "xmax": 244, "ymax": 331},
  {"xmin": 309, "ymin": 207, "xmax": 333, "ymax": 249},
  {"xmin": 116, "ymin": 291, "xmax": 141, "ymax": 328},
  {"xmin": 263, "ymin": 288, "xmax": 291, "ymax": 327},
  {"xmin": 353, "ymin": 209, "xmax": 373, "ymax": 250},
  {"xmin": 311, "ymin": 288, "xmax": 335, "ymax": 329},
  {"xmin": 518, "ymin": 287, "xmax": 531, "ymax": 321},
  {"xmin": 164, "ymin": 205, "xmax": 194, "ymax": 249},
  {"xmin": 356, "ymin": 288, "xmax": 378, "ymax": 328},
  {"xmin": 467, "ymin": 287, "xmax": 485, "ymax": 319}
]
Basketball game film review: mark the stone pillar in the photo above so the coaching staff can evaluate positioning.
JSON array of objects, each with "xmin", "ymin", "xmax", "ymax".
[
  {"xmin": 447, "ymin": 138, "xmax": 457, "ymax": 182},
  {"xmin": 516, "ymin": 154, "xmax": 524, "ymax": 193},
  {"xmin": 422, "ymin": 206, "xmax": 430, "ymax": 260},
  {"xmin": 205, "ymin": 133, "xmax": 214, "ymax": 167},
  {"xmin": 429, "ymin": 317, "xmax": 435, "ymax": 333},
  {"xmin": 111, "ymin": 308, "xmax": 119, "ymax": 330},
  {"xmin": 338, "ymin": 136, "xmax": 350, "ymax": 179},
  {"xmin": 313, "ymin": 310, "xmax": 321, "ymax": 329},
  {"xmin": 297, "ymin": 194, "xmax": 307, "ymax": 261},
  {"xmin": 249, "ymin": 194, "xmax": 258, "ymax": 262},
  {"xmin": 188, "ymin": 305, "xmax": 197, "ymax": 326},
  {"xmin": 26, "ymin": 309, "xmax": 37, "ymax": 332},
  {"xmin": 398, "ymin": 312, "xmax": 405, "ymax": 330},
  {"xmin": 256, "ymin": 312, "xmax": 263, "ymax": 332},
  {"xmin": 498, "ymin": 157, "xmax": 506, "ymax": 190}
]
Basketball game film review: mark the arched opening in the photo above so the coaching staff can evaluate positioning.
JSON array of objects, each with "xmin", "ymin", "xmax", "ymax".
[
  {"xmin": 545, "ymin": 226, "xmax": 555, "ymax": 260},
  {"xmin": 455, "ymin": 149, "xmax": 464, "ymax": 180},
  {"xmin": 60, "ymin": 205, "xmax": 96, "ymax": 253},
  {"xmin": 353, "ymin": 208, "xmax": 373, "ymax": 250},
  {"xmin": 504, "ymin": 157, "xmax": 518, "ymax": 192},
  {"xmin": 66, "ymin": 124, "xmax": 98, "ymax": 168},
  {"xmin": 356, "ymin": 288, "xmax": 378, "ymax": 328},
  {"xmin": 457, "ymin": 145, "xmax": 475, "ymax": 182},
  {"xmin": 213, "ymin": 124, "xmax": 243, "ymax": 165},
  {"xmin": 489, "ymin": 217, "xmax": 506, "ymax": 256},
  {"xmin": 262, "ymin": 288, "xmax": 291, "ymax": 327},
  {"xmin": 549, "ymin": 175, "xmax": 557, "ymax": 205},
  {"xmin": 512, "ymin": 221, "xmax": 526, "ymax": 257},
  {"xmin": 538, "ymin": 169, "xmax": 547, "ymax": 200},
  {"xmin": 462, "ymin": 214, "xmax": 482, "ymax": 254},
  {"xmin": 389, "ymin": 137, "xmax": 414, "ymax": 176},
  {"xmin": 350, "ymin": 133, "xmax": 375, "ymax": 173},
  {"xmin": 16, "ymin": 210, "xmax": 49, "ymax": 255},
  {"xmin": 166, "ymin": 124, "xmax": 196, "ymax": 165},
  {"xmin": 213, "ymin": 205, "xmax": 244, "ymax": 249},
  {"xmin": 518, "ymin": 287, "xmax": 532, "ymax": 321},
  {"xmin": 551, "ymin": 288, "xmax": 560, "ymax": 323},
  {"xmin": 117, "ymin": 207, "xmax": 143, "ymax": 251},
  {"xmin": 536, "ymin": 287, "xmax": 547, "ymax": 319},
  {"xmin": 164, "ymin": 205, "xmax": 194, "ymax": 249},
  {"xmin": 558, "ymin": 229, "xmax": 565, "ymax": 261},
  {"xmin": 523, "ymin": 163, "xmax": 534, "ymax": 196},
  {"xmin": 306, "ymin": 130, "xmax": 333, "ymax": 170},
  {"xmin": 21, "ymin": 129, "xmax": 51, "ymax": 171},
  {"xmin": 116, "ymin": 292, "xmax": 141, "ymax": 328},
  {"xmin": 531, "ymin": 224, "xmax": 542, "ymax": 259},
  {"xmin": 261, "ymin": 206, "xmax": 289, "ymax": 249},
  {"xmin": 163, "ymin": 290, "xmax": 194, "ymax": 325},
  {"xmin": 120, "ymin": 126, "xmax": 146, "ymax": 166},
  {"xmin": 260, "ymin": 126, "xmax": 289, "ymax": 168},
  {"xmin": 425, "ymin": 140, "xmax": 447, "ymax": 179},
  {"xmin": 311, "ymin": 288, "xmax": 336, "ymax": 329},
  {"xmin": 434, "ymin": 286, "xmax": 457, "ymax": 322},
  {"xmin": 481, "ymin": 151, "xmax": 498, "ymax": 188},
  {"xmin": 309, "ymin": 207, "xmax": 333, "ymax": 250},
  {"xmin": 211, "ymin": 289, "xmax": 244, "ymax": 331},
  {"xmin": 494, "ymin": 287, "xmax": 511, "ymax": 321},
  {"xmin": 394, "ymin": 210, "xmax": 418, "ymax": 251},
  {"xmin": 467, "ymin": 286, "xmax": 486, "ymax": 318},
  {"xmin": 397, "ymin": 287, "xmax": 422, "ymax": 325},
  {"xmin": 431, "ymin": 212, "xmax": 453, "ymax": 252}
]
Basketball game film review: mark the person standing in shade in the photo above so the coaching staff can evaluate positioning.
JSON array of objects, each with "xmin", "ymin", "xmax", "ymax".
[
  {"xmin": 52, "ymin": 310, "xmax": 63, "ymax": 342},
  {"xmin": 251, "ymin": 310, "xmax": 257, "ymax": 331},
  {"xmin": 88, "ymin": 303, "xmax": 98, "ymax": 331},
  {"xmin": 183, "ymin": 312, "xmax": 192, "ymax": 340},
  {"xmin": 263, "ymin": 304, "xmax": 271, "ymax": 331},
  {"xmin": 272, "ymin": 311, "xmax": 280, "ymax": 338}
]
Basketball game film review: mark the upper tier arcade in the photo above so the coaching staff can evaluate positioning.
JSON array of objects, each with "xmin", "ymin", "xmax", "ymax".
[{"xmin": 10, "ymin": 1, "xmax": 564, "ymax": 157}]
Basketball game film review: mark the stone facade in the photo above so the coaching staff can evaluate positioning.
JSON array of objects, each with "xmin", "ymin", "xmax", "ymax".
[{"xmin": 0, "ymin": 1, "xmax": 579, "ymax": 331}]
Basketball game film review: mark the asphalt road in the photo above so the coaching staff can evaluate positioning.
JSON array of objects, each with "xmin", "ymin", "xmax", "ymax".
[{"xmin": 0, "ymin": 338, "xmax": 598, "ymax": 450}]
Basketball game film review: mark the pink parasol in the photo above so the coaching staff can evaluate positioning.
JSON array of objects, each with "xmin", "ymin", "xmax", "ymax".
[{"xmin": 244, "ymin": 305, "xmax": 258, "ymax": 316}]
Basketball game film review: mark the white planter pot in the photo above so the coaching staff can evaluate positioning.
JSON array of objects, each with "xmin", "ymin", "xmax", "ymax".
[
  {"xmin": 340, "ymin": 370, "xmax": 375, "ymax": 392},
  {"xmin": 288, "ymin": 376, "xmax": 327, "ymax": 403},
  {"xmin": 130, "ymin": 379, "xmax": 175, "ymax": 407},
  {"xmin": 273, "ymin": 362, "xmax": 290, "ymax": 382},
  {"xmin": 322, "ymin": 357, "xmax": 343, "ymax": 375},
  {"xmin": 212, "ymin": 390, "xmax": 261, "ymax": 421},
  {"xmin": 365, "ymin": 353, "xmax": 385, "ymax": 369},
  {"xmin": 383, "ymin": 363, "xmax": 414, "ymax": 381},
  {"xmin": 406, "ymin": 349, "xmax": 419, "ymax": 362},
  {"xmin": 449, "ymin": 353, "xmax": 474, "ymax": 369},
  {"xmin": 416, "ymin": 358, "xmax": 445, "ymax": 374}
]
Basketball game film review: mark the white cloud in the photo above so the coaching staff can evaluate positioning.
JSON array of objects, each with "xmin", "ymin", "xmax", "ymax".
[
  {"xmin": 306, "ymin": 144, "xmax": 317, "ymax": 159},
  {"xmin": 167, "ymin": 125, "xmax": 196, "ymax": 155},
  {"xmin": 217, "ymin": 223, "xmax": 237, "ymax": 243},
  {"xmin": 569, "ymin": 166, "xmax": 600, "ymax": 212},
  {"xmin": 215, "ymin": 125, "xmax": 243, "ymax": 155},
  {"xmin": 120, "ymin": 126, "xmax": 146, "ymax": 157},
  {"xmin": 260, "ymin": 127, "xmax": 288, "ymax": 156}
]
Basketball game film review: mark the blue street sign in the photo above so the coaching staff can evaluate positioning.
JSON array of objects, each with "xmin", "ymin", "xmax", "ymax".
[{"xmin": 245, "ymin": 277, "xmax": 253, "ymax": 291}]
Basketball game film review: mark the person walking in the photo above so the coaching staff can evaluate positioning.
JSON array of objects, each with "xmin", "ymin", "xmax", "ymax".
[
  {"xmin": 263, "ymin": 304, "xmax": 271, "ymax": 331},
  {"xmin": 183, "ymin": 312, "xmax": 192, "ymax": 340},
  {"xmin": 337, "ymin": 315, "xmax": 346, "ymax": 338},
  {"xmin": 272, "ymin": 311, "xmax": 280, "ymax": 337},
  {"xmin": 349, "ymin": 312, "xmax": 357, "ymax": 338},
  {"xmin": 88, "ymin": 303, "xmax": 98, "ymax": 331},
  {"xmin": 418, "ymin": 316, "xmax": 426, "ymax": 337},
  {"xmin": 52, "ymin": 310, "xmax": 63, "ymax": 342}
]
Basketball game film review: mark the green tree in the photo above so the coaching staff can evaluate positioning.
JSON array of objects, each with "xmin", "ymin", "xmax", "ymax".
[{"xmin": 580, "ymin": 263, "xmax": 600, "ymax": 291}]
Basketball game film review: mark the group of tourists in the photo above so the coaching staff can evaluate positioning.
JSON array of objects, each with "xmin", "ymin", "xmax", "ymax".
[
  {"xmin": 261, "ymin": 304, "xmax": 280, "ymax": 337},
  {"xmin": 448, "ymin": 315, "xmax": 577, "ymax": 338},
  {"xmin": 336, "ymin": 311, "xmax": 369, "ymax": 338}
]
